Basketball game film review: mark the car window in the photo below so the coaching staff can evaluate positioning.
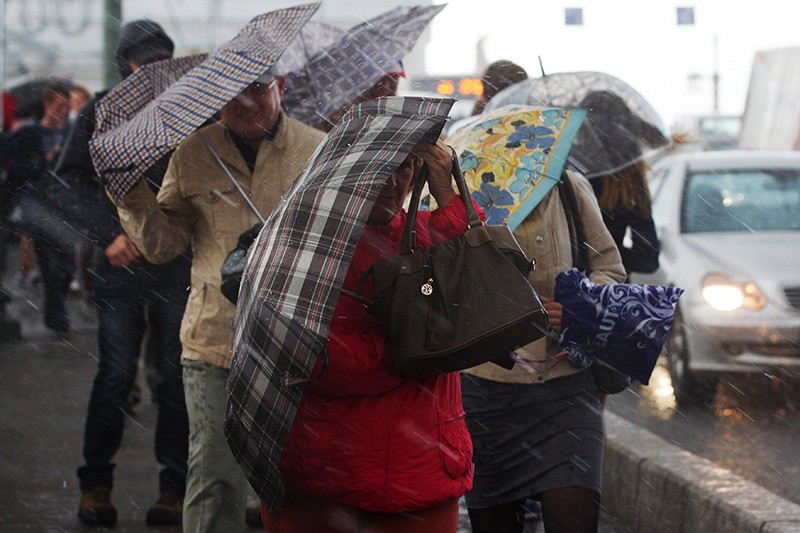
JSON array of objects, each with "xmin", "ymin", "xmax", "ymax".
[{"xmin": 682, "ymin": 168, "xmax": 800, "ymax": 233}]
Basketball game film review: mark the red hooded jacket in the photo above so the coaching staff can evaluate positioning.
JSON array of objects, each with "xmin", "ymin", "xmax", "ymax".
[{"xmin": 279, "ymin": 197, "xmax": 477, "ymax": 512}]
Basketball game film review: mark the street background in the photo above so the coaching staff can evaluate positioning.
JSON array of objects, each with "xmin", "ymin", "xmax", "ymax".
[{"xmin": 0, "ymin": 241, "xmax": 631, "ymax": 532}]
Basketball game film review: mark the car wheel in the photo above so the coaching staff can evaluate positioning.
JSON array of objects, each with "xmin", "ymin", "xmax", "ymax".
[{"xmin": 666, "ymin": 310, "xmax": 719, "ymax": 407}]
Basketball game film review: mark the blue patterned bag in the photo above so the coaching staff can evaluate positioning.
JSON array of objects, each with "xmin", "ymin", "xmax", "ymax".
[{"xmin": 554, "ymin": 268, "xmax": 683, "ymax": 385}]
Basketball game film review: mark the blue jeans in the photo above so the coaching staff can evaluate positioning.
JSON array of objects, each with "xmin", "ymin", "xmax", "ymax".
[
  {"xmin": 31, "ymin": 233, "xmax": 73, "ymax": 332},
  {"xmin": 77, "ymin": 256, "xmax": 190, "ymax": 494}
]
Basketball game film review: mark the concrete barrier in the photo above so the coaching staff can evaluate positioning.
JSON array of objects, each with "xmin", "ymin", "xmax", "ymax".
[{"xmin": 603, "ymin": 412, "xmax": 800, "ymax": 533}]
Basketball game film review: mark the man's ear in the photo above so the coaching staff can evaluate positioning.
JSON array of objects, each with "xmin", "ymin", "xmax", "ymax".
[{"xmin": 275, "ymin": 76, "xmax": 286, "ymax": 98}]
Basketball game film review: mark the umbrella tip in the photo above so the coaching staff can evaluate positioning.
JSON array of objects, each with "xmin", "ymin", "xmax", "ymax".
[{"xmin": 538, "ymin": 56, "xmax": 546, "ymax": 77}]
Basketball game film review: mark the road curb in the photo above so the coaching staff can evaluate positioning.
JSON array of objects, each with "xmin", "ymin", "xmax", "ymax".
[{"xmin": 603, "ymin": 411, "xmax": 800, "ymax": 532}]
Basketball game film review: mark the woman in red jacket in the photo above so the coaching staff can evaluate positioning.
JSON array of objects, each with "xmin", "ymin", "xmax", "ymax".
[{"xmin": 262, "ymin": 140, "xmax": 476, "ymax": 532}]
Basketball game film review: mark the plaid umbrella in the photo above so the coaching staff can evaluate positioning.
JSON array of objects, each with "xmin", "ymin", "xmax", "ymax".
[
  {"xmin": 281, "ymin": 4, "xmax": 444, "ymax": 127},
  {"xmin": 89, "ymin": 3, "xmax": 319, "ymax": 202},
  {"xmin": 94, "ymin": 54, "xmax": 208, "ymax": 137},
  {"xmin": 445, "ymin": 105, "xmax": 586, "ymax": 232},
  {"xmin": 225, "ymin": 96, "xmax": 455, "ymax": 518},
  {"xmin": 274, "ymin": 21, "xmax": 345, "ymax": 75},
  {"xmin": 485, "ymin": 71, "xmax": 669, "ymax": 178}
]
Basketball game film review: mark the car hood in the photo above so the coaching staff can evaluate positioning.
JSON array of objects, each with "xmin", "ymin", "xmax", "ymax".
[{"xmin": 682, "ymin": 231, "xmax": 800, "ymax": 282}]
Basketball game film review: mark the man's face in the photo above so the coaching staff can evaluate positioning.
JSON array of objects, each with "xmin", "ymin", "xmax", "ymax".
[
  {"xmin": 221, "ymin": 76, "xmax": 285, "ymax": 143},
  {"xmin": 42, "ymin": 93, "xmax": 70, "ymax": 128}
]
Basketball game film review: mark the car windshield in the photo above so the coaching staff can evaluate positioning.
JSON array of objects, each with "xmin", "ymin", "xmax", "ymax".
[{"xmin": 682, "ymin": 167, "xmax": 800, "ymax": 233}]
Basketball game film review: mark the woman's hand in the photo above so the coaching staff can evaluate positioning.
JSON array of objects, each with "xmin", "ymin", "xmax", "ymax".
[
  {"xmin": 413, "ymin": 139, "xmax": 456, "ymax": 207},
  {"xmin": 543, "ymin": 297, "xmax": 563, "ymax": 332}
]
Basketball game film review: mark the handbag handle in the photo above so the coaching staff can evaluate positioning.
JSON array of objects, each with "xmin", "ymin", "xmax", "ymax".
[{"xmin": 399, "ymin": 149, "xmax": 482, "ymax": 254}]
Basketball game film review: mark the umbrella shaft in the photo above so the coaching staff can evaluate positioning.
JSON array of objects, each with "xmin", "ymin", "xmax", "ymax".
[{"xmin": 197, "ymin": 130, "xmax": 266, "ymax": 224}]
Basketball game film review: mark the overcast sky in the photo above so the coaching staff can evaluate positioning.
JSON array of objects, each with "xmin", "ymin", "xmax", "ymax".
[
  {"xmin": 424, "ymin": 0, "xmax": 800, "ymax": 127},
  {"xmin": 5, "ymin": 0, "xmax": 799, "ymax": 129}
]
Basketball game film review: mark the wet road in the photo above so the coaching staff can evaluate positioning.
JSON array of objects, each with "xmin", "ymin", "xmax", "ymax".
[{"xmin": 607, "ymin": 360, "xmax": 800, "ymax": 507}]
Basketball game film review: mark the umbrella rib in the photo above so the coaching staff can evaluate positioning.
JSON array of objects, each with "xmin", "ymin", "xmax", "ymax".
[{"xmin": 197, "ymin": 130, "xmax": 266, "ymax": 223}]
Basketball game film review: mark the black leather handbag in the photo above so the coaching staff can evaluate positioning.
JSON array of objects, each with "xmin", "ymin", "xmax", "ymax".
[{"xmin": 361, "ymin": 156, "xmax": 549, "ymax": 378}]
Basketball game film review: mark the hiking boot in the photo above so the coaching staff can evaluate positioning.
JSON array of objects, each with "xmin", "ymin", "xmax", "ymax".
[
  {"xmin": 146, "ymin": 490, "xmax": 183, "ymax": 526},
  {"xmin": 78, "ymin": 487, "xmax": 118, "ymax": 527},
  {"xmin": 245, "ymin": 504, "xmax": 264, "ymax": 528}
]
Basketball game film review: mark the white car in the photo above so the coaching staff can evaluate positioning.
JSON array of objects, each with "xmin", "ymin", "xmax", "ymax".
[{"xmin": 633, "ymin": 151, "xmax": 800, "ymax": 405}]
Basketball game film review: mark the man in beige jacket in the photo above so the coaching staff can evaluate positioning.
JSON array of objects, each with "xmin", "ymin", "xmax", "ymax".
[{"xmin": 114, "ymin": 72, "xmax": 325, "ymax": 532}]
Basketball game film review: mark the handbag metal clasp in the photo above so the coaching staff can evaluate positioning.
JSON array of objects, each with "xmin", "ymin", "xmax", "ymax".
[{"xmin": 421, "ymin": 278, "xmax": 434, "ymax": 296}]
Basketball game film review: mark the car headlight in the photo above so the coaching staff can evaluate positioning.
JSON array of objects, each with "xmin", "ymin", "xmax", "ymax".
[{"xmin": 701, "ymin": 273, "xmax": 767, "ymax": 311}]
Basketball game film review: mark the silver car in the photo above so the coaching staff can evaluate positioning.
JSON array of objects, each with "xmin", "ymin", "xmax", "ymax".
[{"xmin": 633, "ymin": 150, "xmax": 800, "ymax": 405}]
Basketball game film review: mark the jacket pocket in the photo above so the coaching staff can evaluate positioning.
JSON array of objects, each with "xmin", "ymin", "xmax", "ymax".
[
  {"xmin": 186, "ymin": 186, "xmax": 252, "ymax": 234},
  {"xmin": 438, "ymin": 410, "xmax": 473, "ymax": 480}
]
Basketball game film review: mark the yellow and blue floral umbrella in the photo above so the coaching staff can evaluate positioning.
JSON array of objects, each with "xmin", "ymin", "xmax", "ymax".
[{"xmin": 447, "ymin": 105, "xmax": 586, "ymax": 231}]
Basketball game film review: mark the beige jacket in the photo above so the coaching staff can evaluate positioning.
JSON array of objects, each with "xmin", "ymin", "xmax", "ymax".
[
  {"xmin": 463, "ymin": 171, "xmax": 626, "ymax": 384},
  {"xmin": 115, "ymin": 115, "xmax": 325, "ymax": 368}
]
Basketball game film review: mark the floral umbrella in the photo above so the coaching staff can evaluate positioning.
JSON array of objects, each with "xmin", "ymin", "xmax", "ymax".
[
  {"xmin": 446, "ymin": 105, "xmax": 586, "ymax": 231},
  {"xmin": 554, "ymin": 268, "xmax": 684, "ymax": 385}
]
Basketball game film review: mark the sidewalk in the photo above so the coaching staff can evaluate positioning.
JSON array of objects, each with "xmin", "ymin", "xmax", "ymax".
[
  {"xmin": 0, "ymin": 242, "xmax": 634, "ymax": 532},
  {"xmin": 4, "ymin": 241, "xmax": 800, "ymax": 532}
]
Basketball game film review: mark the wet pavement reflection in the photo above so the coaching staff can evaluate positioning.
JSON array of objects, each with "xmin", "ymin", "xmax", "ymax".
[{"xmin": 608, "ymin": 357, "xmax": 800, "ymax": 508}]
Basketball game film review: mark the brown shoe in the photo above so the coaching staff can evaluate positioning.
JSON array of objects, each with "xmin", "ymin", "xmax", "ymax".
[
  {"xmin": 245, "ymin": 504, "xmax": 264, "ymax": 528},
  {"xmin": 146, "ymin": 490, "xmax": 183, "ymax": 526},
  {"xmin": 78, "ymin": 487, "xmax": 118, "ymax": 527}
]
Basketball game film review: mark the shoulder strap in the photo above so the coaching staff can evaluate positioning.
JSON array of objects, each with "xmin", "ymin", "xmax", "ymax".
[{"xmin": 558, "ymin": 173, "xmax": 591, "ymax": 274}]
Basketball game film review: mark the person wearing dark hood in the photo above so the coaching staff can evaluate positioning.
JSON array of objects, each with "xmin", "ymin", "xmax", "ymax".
[{"xmin": 54, "ymin": 20, "xmax": 191, "ymax": 528}]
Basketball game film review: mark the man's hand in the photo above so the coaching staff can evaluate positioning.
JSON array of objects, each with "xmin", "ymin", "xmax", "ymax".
[
  {"xmin": 105, "ymin": 234, "xmax": 141, "ymax": 267},
  {"xmin": 543, "ymin": 297, "xmax": 563, "ymax": 332},
  {"xmin": 413, "ymin": 139, "xmax": 456, "ymax": 207}
]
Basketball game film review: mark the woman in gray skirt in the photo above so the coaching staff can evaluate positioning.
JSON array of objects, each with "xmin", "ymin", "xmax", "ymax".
[{"xmin": 461, "ymin": 171, "xmax": 626, "ymax": 533}]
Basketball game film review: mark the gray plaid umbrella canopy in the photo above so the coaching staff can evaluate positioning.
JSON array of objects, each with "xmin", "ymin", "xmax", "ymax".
[
  {"xmin": 89, "ymin": 3, "xmax": 319, "ymax": 202},
  {"xmin": 226, "ymin": 96, "xmax": 455, "ymax": 518},
  {"xmin": 274, "ymin": 21, "xmax": 345, "ymax": 75},
  {"xmin": 281, "ymin": 4, "xmax": 445, "ymax": 127},
  {"xmin": 485, "ymin": 71, "xmax": 670, "ymax": 178}
]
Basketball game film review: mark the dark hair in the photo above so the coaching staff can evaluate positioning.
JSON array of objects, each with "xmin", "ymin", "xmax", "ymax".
[
  {"xmin": 481, "ymin": 60, "xmax": 528, "ymax": 102},
  {"xmin": 42, "ymin": 82, "xmax": 71, "ymax": 104},
  {"xmin": 115, "ymin": 19, "xmax": 174, "ymax": 79}
]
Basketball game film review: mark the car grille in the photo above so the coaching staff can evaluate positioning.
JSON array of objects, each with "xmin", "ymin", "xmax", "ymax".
[{"xmin": 785, "ymin": 286, "xmax": 800, "ymax": 310}]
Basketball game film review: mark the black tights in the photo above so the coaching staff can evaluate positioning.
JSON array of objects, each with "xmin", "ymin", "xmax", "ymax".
[{"xmin": 468, "ymin": 487, "xmax": 600, "ymax": 533}]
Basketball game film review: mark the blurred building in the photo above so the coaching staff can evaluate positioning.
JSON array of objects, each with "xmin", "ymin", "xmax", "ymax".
[{"xmin": 1, "ymin": 0, "xmax": 436, "ymax": 93}]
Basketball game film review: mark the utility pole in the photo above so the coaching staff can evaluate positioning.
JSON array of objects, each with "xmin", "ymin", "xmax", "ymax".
[
  {"xmin": 103, "ymin": 0, "xmax": 123, "ymax": 88},
  {"xmin": 712, "ymin": 34, "xmax": 720, "ymax": 113}
]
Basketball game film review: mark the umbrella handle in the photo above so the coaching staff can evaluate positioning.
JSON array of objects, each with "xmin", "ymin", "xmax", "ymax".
[{"xmin": 197, "ymin": 130, "xmax": 266, "ymax": 224}]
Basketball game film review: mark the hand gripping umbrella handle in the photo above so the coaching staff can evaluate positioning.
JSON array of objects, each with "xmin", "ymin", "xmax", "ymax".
[{"xmin": 196, "ymin": 129, "xmax": 266, "ymax": 224}]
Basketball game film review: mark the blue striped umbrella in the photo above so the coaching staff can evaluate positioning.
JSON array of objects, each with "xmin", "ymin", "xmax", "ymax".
[
  {"xmin": 281, "ymin": 4, "xmax": 444, "ymax": 127},
  {"xmin": 226, "ymin": 96, "xmax": 454, "ymax": 518},
  {"xmin": 89, "ymin": 3, "xmax": 319, "ymax": 202}
]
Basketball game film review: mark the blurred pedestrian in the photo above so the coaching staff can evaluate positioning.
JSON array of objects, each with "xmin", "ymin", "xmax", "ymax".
[
  {"xmin": 461, "ymin": 170, "xmax": 626, "ymax": 533},
  {"xmin": 317, "ymin": 64, "xmax": 404, "ymax": 132},
  {"xmin": 262, "ymin": 139, "xmax": 474, "ymax": 532},
  {"xmin": 7, "ymin": 82, "xmax": 73, "ymax": 335},
  {"xmin": 68, "ymin": 85, "xmax": 91, "ymax": 123},
  {"xmin": 55, "ymin": 20, "xmax": 191, "ymax": 528},
  {"xmin": 472, "ymin": 59, "xmax": 528, "ymax": 115},
  {"xmin": 590, "ymin": 146, "xmax": 660, "ymax": 279},
  {"xmin": 111, "ymin": 69, "xmax": 324, "ymax": 532}
]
